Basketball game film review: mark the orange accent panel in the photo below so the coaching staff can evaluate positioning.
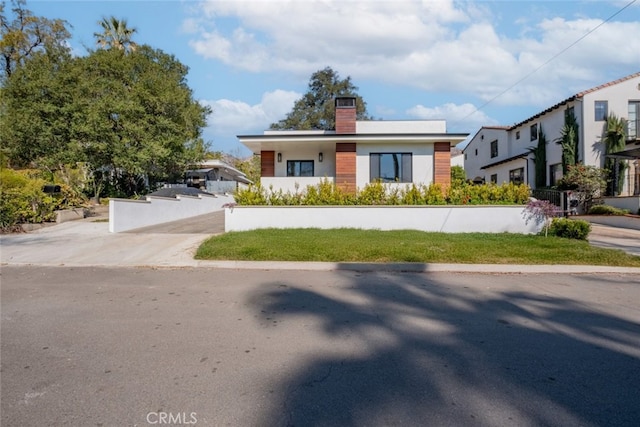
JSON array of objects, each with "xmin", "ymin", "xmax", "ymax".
[
  {"xmin": 434, "ymin": 142, "xmax": 451, "ymax": 187},
  {"xmin": 335, "ymin": 143, "xmax": 356, "ymax": 193},
  {"xmin": 261, "ymin": 151, "xmax": 275, "ymax": 177}
]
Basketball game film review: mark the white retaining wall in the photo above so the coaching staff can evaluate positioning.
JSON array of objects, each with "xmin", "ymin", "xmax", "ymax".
[
  {"xmin": 110, "ymin": 194, "xmax": 234, "ymax": 233},
  {"xmin": 601, "ymin": 196, "xmax": 640, "ymax": 214},
  {"xmin": 225, "ymin": 205, "xmax": 541, "ymax": 234}
]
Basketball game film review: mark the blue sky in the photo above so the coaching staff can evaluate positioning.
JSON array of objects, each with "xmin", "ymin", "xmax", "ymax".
[{"xmin": 25, "ymin": 0, "xmax": 640, "ymax": 155}]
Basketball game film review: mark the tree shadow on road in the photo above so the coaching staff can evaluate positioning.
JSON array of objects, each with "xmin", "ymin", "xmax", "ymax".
[{"xmin": 249, "ymin": 272, "xmax": 640, "ymax": 426}]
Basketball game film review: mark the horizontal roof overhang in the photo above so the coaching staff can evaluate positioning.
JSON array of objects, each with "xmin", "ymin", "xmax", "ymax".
[
  {"xmin": 607, "ymin": 147, "xmax": 640, "ymax": 159},
  {"xmin": 480, "ymin": 153, "xmax": 529, "ymax": 170},
  {"xmin": 237, "ymin": 133, "xmax": 469, "ymax": 153}
]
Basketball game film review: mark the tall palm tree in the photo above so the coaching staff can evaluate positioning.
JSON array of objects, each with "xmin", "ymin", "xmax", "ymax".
[
  {"xmin": 94, "ymin": 16, "xmax": 138, "ymax": 53},
  {"xmin": 604, "ymin": 113, "xmax": 628, "ymax": 195}
]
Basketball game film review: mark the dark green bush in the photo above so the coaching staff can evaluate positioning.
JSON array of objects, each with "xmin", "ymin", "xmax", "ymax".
[
  {"xmin": 548, "ymin": 218, "xmax": 591, "ymax": 240},
  {"xmin": 588, "ymin": 204, "xmax": 629, "ymax": 216},
  {"xmin": 0, "ymin": 168, "xmax": 87, "ymax": 231}
]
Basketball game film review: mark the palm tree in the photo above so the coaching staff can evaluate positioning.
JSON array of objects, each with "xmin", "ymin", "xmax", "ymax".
[
  {"xmin": 94, "ymin": 16, "xmax": 138, "ymax": 53},
  {"xmin": 603, "ymin": 113, "xmax": 628, "ymax": 196}
]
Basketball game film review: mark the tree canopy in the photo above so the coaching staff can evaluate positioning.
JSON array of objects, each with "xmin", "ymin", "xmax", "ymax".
[
  {"xmin": 1, "ymin": 1, "xmax": 211, "ymax": 197},
  {"xmin": 0, "ymin": 0, "xmax": 70, "ymax": 79},
  {"xmin": 270, "ymin": 66, "xmax": 371, "ymax": 130}
]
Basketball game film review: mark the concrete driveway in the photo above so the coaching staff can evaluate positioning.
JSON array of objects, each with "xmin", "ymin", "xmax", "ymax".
[{"xmin": 0, "ymin": 212, "xmax": 223, "ymax": 268}]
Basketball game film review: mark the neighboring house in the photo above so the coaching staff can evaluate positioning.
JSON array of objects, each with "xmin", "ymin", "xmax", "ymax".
[
  {"xmin": 451, "ymin": 147, "xmax": 465, "ymax": 169},
  {"xmin": 186, "ymin": 159, "xmax": 252, "ymax": 193},
  {"xmin": 237, "ymin": 97, "xmax": 468, "ymax": 193},
  {"xmin": 463, "ymin": 72, "xmax": 640, "ymax": 196}
]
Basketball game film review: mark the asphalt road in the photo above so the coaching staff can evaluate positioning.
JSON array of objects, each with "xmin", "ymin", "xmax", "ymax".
[{"xmin": 2, "ymin": 266, "xmax": 639, "ymax": 427}]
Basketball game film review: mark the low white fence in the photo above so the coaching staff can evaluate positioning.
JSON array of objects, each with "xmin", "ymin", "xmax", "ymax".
[
  {"xmin": 225, "ymin": 205, "xmax": 541, "ymax": 234},
  {"xmin": 110, "ymin": 194, "xmax": 234, "ymax": 233}
]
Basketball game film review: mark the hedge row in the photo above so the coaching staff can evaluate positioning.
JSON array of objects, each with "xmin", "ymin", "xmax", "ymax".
[{"xmin": 234, "ymin": 180, "xmax": 531, "ymax": 206}]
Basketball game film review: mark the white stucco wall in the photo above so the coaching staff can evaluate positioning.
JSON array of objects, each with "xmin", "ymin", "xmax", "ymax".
[
  {"xmin": 600, "ymin": 196, "xmax": 640, "ymax": 213},
  {"xmin": 109, "ymin": 194, "xmax": 234, "ymax": 233},
  {"xmin": 273, "ymin": 145, "xmax": 336, "ymax": 178},
  {"xmin": 225, "ymin": 206, "xmax": 541, "ymax": 234},
  {"xmin": 356, "ymin": 120, "xmax": 447, "ymax": 134},
  {"xmin": 583, "ymin": 76, "xmax": 640, "ymax": 167},
  {"xmin": 451, "ymin": 153, "xmax": 464, "ymax": 168},
  {"xmin": 463, "ymin": 128, "xmax": 509, "ymax": 182},
  {"xmin": 260, "ymin": 177, "xmax": 335, "ymax": 193}
]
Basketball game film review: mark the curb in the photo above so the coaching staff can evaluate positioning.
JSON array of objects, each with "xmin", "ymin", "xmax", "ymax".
[{"xmin": 3, "ymin": 261, "xmax": 640, "ymax": 274}]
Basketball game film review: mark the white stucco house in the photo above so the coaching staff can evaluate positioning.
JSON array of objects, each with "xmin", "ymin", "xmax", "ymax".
[
  {"xmin": 464, "ymin": 72, "xmax": 640, "ymax": 196},
  {"xmin": 237, "ymin": 97, "xmax": 468, "ymax": 193}
]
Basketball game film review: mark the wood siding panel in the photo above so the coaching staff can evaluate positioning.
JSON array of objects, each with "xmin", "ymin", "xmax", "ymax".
[
  {"xmin": 335, "ymin": 108, "xmax": 356, "ymax": 134},
  {"xmin": 261, "ymin": 151, "xmax": 275, "ymax": 177},
  {"xmin": 335, "ymin": 143, "xmax": 356, "ymax": 193},
  {"xmin": 434, "ymin": 142, "xmax": 451, "ymax": 187}
]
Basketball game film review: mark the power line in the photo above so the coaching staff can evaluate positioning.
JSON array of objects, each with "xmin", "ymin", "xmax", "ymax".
[{"xmin": 452, "ymin": 0, "xmax": 638, "ymax": 128}]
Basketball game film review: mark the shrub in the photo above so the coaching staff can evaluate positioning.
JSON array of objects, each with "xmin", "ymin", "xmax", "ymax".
[
  {"xmin": 233, "ymin": 181, "xmax": 530, "ymax": 206},
  {"xmin": 588, "ymin": 204, "xmax": 629, "ymax": 216},
  {"xmin": 548, "ymin": 218, "xmax": 591, "ymax": 240},
  {"xmin": 1, "ymin": 168, "xmax": 57, "ymax": 230}
]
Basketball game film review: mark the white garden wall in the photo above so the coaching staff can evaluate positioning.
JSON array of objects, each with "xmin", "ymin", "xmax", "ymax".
[
  {"xmin": 110, "ymin": 194, "xmax": 234, "ymax": 233},
  {"xmin": 601, "ymin": 196, "xmax": 640, "ymax": 214},
  {"xmin": 225, "ymin": 205, "xmax": 541, "ymax": 234}
]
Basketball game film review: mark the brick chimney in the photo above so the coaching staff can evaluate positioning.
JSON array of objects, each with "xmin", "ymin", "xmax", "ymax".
[{"xmin": 335, "ymin": 97, "xmax": 356, "ymax": 134}]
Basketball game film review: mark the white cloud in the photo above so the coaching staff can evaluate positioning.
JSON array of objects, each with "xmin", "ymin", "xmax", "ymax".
[
  {"xmin": 407, "ymin": 103, "xmax": 498, "ymax": 133},
  {"xmin": 187, "ymin": 0, "xmax": 640, "ymax": 108},
  {"xmin": 202, "ymin": 89, "xmax": 301, "ymax": 135}
]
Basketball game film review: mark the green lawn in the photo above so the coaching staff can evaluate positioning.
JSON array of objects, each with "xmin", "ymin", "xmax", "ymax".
[{"xmin": 195, "ymin": 228, "xmax": 640, "ymax": 266}]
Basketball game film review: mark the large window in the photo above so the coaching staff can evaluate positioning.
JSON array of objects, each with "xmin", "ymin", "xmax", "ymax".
[
  {"xmin": 509, "ymin": 167, "xmax": 525, "ymax": 184},
  {"xmin": 287, "ymin": 160, "xmax": 314, "ymax": 177},
  {"xmin": 530, "ymin": 124, "xmax": 538, "ymax": 141},
  {"xmin": 629, "ymin": 101, "xmax": 640, "ymax": 139},
  {"xmin": 490, "ymin": 174, "xmax": 497, "ymax": 184},
  {"xmin": 490, "ymin": 140, "xmax": 498, "ymax": 158},
  {"xmin": 370, "ymin": 153, "xmax": 412, "ymax": 182},
  {"xmin": 595, "ymin": 101, "xmax": 608, "ymax": 121}
]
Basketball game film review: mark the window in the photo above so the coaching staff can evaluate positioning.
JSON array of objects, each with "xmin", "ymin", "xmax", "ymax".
[
  {"xmin": 490, "ymin": 140, "xmax": 498, "ymax": 158},
  {"xmin": 595, "ymin": 101, "xmax": 608, "ymax": 121},
  {"xmin": 549, "ymin": 163, "xmax": 563, "ymax": 186},
  {"xmin": 629, "ymin": 101, "xmax": 640, "ymax": 139},
  {"xmin": 509, "ymin": 167, "xmax": 524, "ymax": 184},
  {"xmin": 490, "ymin": 174, "xmax": 497, "ymax": 184},
  {"xmin": 530, "ymin": 124, "xmax": 538, "ymax": 141},
  {"xmin": 370, "ymin": 153, "xmax": 412, "ymax": 182},
  {"xmin": 287, "ymin": 160, "xmax": 314, "ymax": 177},
  {"xmin": 475, "ymin": 149, "xmax": 478, "ymax": 156},
  {"xmin": 516, "ymin": 131, "xmax": 520, "ymax": 140}
]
